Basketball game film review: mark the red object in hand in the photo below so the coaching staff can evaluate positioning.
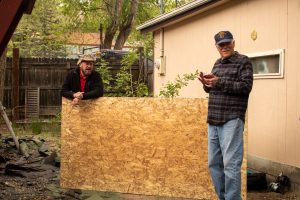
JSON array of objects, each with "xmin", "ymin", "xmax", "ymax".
[
  {"xmin": 203, "ymin": 74, "xmax": 214, "ymax": 79},
  {"xmin": 200, "ymin": 72, "xmax": 214, "ymax": 79}
]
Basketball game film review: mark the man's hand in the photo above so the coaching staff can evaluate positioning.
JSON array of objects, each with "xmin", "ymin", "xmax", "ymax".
[
  {"xmin": 73, "ymin": 92, "xmax": 84, "ymax": 99},
  {"xmin": 72, "ymin": 92, "xmax": 84, "ymax": 105},
  {"xmin": 204, "ymin": 74, "xmax": 219, "ymax": 88},
  {"xmin": 198, "ymin": 72, "xmax": 207, "ymax": 85},
  {"xmin": 72, "ymin": 97, "xmax": 80, "ymax": 105},
  {"xmin": 198, "ymin": 72, "xmax": 219, "ymax": 88}
]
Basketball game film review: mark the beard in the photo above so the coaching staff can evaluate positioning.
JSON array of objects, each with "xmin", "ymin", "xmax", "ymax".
[{"xmin": 82, "ymin": 69, "xmax": 92, "ymax": 76}]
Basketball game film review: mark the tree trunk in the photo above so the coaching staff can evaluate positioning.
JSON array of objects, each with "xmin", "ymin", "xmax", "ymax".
[
  {"xmin": 114, "ymin": 0, "xmax": 138, "ymax": 50},
  {"xmin": 103, "ymin": 23, "xmax": 118, "ymax": 49},
  {"xmin": 103, "ymin": 0, "xmax": 123, "ymax": 49},
  {"xmin": 0, "ymin": 48, "xmax": 7, "ymax": 102}
]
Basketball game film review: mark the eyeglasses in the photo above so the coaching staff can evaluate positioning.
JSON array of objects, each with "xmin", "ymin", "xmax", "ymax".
[{"xmin": 217, "ymin": 41, "xmax": 233, "ymax": 48}]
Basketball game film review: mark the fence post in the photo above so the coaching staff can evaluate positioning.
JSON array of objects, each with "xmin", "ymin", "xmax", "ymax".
[
  {"xmin": 138, "ymin": 47, "xmax": 144, "ymax": 82},
  {"xmin": 12, "ymin": 48, "xmax": 19, "ymax": 121}
]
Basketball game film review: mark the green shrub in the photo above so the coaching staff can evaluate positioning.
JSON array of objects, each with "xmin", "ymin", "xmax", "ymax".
[
  {"xmin": 159, "ymin": 70, "xmax": 199, "ymax": 98},
  {"xmin": 96, "ymin": 50, "xmax": 149, "ymax": 97},
  {"xmin": 31, "ymin": 119, "xmax": 42, "ymax": 135}
]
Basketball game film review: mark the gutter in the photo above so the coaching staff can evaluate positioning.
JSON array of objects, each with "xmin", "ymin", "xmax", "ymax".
[{"xmin": 137, "ymin": 0, "xmax": 228, "ymax": 34}]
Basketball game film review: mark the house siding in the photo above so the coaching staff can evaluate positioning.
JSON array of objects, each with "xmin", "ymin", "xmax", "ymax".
[{"xmin": 152, "ymin": 0, "xmax": 300, "ymax": 168}]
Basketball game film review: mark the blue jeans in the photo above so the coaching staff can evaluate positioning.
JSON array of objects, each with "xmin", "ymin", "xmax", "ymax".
[{"xmin": 208, "ymin": 118, "xmax": 244, "ymax": 200}]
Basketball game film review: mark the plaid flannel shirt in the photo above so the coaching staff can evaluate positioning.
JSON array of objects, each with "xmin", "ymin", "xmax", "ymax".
[{"xmin": 204, "ymin": 51, "xmax": 253, "ymax": 125}]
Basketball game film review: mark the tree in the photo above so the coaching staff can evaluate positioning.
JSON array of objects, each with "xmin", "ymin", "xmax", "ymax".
[
  {"xmin": 9, "ymin": 0, "xmax": 194, "ymax": 56},
  {"xmin": 102, "ymin": 0, "xmax": 124, "ymax": 49},
  {"xmin": 9, "ymin": 0, "xmax": 67, "ymax": 57},
  {"xmin": 61, "ymin": 0, "xmax": 139, "ymax": 50},
  {"xmin": 114, "ymin": 0, "xmax": 138, "ymax": 49}
]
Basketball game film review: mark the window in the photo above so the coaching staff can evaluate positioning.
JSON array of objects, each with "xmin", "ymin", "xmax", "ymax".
[{"xmin": 247, "ymin": 49, "xmax": 284, "ymax": 79}]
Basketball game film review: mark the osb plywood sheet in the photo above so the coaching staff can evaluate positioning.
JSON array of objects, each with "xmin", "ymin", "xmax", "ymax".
[{"xmin": 61, "ymin": 97, "xmax": 246, "ymax": 200}]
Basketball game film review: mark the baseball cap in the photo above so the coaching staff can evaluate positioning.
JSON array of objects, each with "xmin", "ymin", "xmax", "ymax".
[{"xmin": 214, "ymin": 31, "xmax": 233, "ymax": 45}]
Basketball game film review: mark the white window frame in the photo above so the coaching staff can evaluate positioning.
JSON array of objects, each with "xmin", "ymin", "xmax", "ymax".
[{"xmin": 247, "ymin": 49, "xmax": 285, "ymax": 79}]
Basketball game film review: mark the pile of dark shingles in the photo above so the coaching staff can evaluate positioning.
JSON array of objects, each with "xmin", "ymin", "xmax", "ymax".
[
  {"xmin": 0, "ymin": 136, "xmax": 60, "ymax": 176},
  {"xmin": 0, "ymin": 135, "xmax": 115, "ymax": 200},
  {"xmin": 0, "ymin": 135, "xmax": 63, "ymax": 199}
]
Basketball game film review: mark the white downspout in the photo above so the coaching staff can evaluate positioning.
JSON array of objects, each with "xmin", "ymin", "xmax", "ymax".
[{"xmin": 159, "ymin": 28, "xmax": 166, "ymax": 76}]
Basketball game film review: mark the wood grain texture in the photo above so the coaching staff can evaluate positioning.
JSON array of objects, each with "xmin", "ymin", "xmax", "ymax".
[{"xmin": 61, "ymin": 97, "xmax": 246, "ymax": 199}]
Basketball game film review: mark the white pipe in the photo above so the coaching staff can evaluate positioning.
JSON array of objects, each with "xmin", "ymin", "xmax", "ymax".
[
  {"xmin": 160, "ymin": 28, "xmax": 164, "ymax": 59},
  {"xmin": 0, "ymin": 101, "xmax": 20, "ymax": 151}
]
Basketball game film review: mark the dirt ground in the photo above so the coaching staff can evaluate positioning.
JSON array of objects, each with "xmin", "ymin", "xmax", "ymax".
[
  {"xmin": 0, "ymin": 131, "xmax": 299, "ymax": 200},
  {"xmin": 0, "ymin": 173, "xmax": 298, "ymax": 200}
]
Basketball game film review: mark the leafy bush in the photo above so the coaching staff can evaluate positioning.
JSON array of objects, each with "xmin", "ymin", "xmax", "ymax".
[
  {"xmin": 96, "ymin": 50, "xmax": 149, "ymax": 97},
  {"xmin": 159, "ymin": 70, "xmax": 199, "ymax": 98},
  {"xmin": 95, "ymin": 58, "xmax": 113, "ymax": 94}
]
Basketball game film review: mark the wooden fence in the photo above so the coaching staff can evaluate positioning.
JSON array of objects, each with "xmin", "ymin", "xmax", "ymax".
[{"xmin": 3, "ymin": 50, "xmax": 153, "ymax": 121}]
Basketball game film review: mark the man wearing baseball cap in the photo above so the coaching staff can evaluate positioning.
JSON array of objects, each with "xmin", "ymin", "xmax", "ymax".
[
  {"xmin": 61, "ymin": 54, "xmax": 103, "ymax": 105},
  {"xmin": 198, "ymin": 31, "xmax": 253, "ymax": 200}
]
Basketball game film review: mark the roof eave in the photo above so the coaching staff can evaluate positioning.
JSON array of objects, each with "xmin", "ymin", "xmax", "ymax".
[{"xmin": 137, "ymin": 0, "xmax": 229, "ymax": 34}]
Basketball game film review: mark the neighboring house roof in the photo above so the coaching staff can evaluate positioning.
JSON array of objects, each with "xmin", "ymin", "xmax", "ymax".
[
  {"xmin": 137, "ymin": 0, "xmax": 230, "ymax": 34},
  {"xmin": 67, "ymin": 32, "xmax": 100, "ymax": 46},
  {"xmin": 67, "ymin": 32, "xmax": 137, "ymax": 49}
]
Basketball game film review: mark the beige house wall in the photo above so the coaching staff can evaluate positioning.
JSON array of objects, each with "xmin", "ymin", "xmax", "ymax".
[{"xmin": 153, "ymin": 0, "xmax": 300, "ymax": 168}]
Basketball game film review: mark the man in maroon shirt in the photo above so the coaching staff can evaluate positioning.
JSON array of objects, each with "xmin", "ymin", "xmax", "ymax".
[{"xmin": 61, "ymin": 54, "xmax": 103, "ymax": 105}]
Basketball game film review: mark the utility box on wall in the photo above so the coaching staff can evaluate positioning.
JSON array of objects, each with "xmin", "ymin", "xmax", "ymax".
[{"xmin": 155, "ymin": 56, "xmax": 166, "ymax": 76}]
